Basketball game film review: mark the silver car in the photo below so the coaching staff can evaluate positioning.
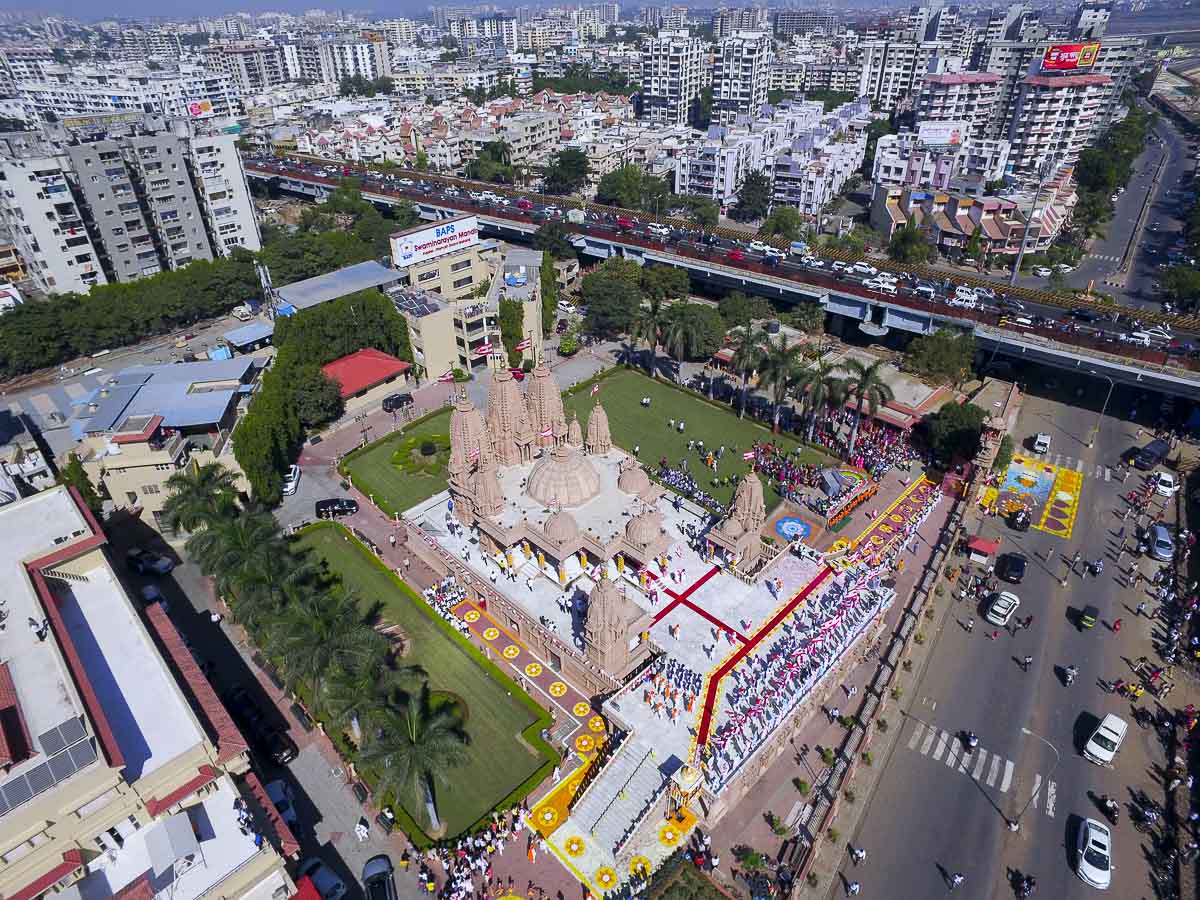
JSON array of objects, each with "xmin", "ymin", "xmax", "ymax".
[{"xmin": 1151, "ymin": 524, "xmax": 1175, "ymax": 561}]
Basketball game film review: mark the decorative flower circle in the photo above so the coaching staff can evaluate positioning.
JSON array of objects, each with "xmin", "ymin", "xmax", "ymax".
[
  {"xmin": 630, "ymin": 857, "xmax": 652, "ymax": 878},
  {"xmin": 658, "ymin": 823, "xmax": 681, "ymax": 847},
  {"xmin": 463, "ymin": 609, "xmax": 481, "ymax": 623},
  {"xmin": 588, "ymin": 715, "xmax": 606, "ymax": 733},
  {"xmin": 549, "ymin": 681, "xmax": 568, "ymax": 697},
  {"xmin": 595, "ymin": 867, "xmax": 618, "ymax": 889},
  {"xmin": 525, "ymin": 662, "xmax": 543, "ymax": 678},
  {"xmin": 575, "ymin": 734, "xmax": 596, "ymax": 753},
  {"xmin": 890, "ymin": 514, "xmax": 904, "ymax": 523},
  {"xmin": 565, "ymin": 836, "xmax": 586, "ymax": 857},
  {"xmin": 483, "ymin": 627, "xmax": 501, "ymax": 641},
  {"xmin": 538, "ymin": 806, "xmax": 559, "ymax": 827},
  {"xmin": 567, "ymin": 778, "xmax": 582, "ymax": 795},
  {"xmin": 503, "ymin": 644, "xmax": 521, "ymax": 659},
  {"xmin": 574, "ymin": 701, "xmax": 592, "ymax": 717}
]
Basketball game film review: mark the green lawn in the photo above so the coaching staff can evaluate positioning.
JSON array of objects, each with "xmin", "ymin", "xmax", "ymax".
[
  {"xmin": 564, "ymin": 368, "xmax": 831, "ymax": 511},
  {"xmin": 295, "ymin": 524, "xmax": 553, "ymax": 838},
  {"xmin": 341, "ymin": 410, "xmax": 453, "ymax": 516}
]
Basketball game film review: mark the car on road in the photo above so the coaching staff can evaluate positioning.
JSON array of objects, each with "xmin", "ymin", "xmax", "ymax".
[
  {"xmin": 298, "ymin": 857, "xmax": 347, "ymax": 900},
  {"xmin": 266, "ymin": 779, "xmax": 298, "ymax": 826},
  {"xmin": 1071, "ymin": 307, "xmax": 1104, "ymax": 322},
  {"xmin": 864, "ymin": 277, "xmax": 896, "ymax": 295},
  {"xmin": 222, "ymin": 685, "xmax": 299, "ymax": 766},
  {"xmin": 1053, "ymin": 263, "xmax": 1075, "ymax": 274},
  {"xmin": 1083, "ymin": 713, "xmax": 1128, "ymax": 767},
  {"xmin": 763, "ymin": 246, "xmax": 785, "ymax": 259},
  {"xmin": 647, "ymin": 223, "xmax": 670, "ymax": 236},
  {"xmin": 1156, "ymin": 471, "xmax": 1180, "ymax": 497},
  {"xmin": 748, "ymin": 240, "xmax": 769, "ymax": 253},
  {"xmin": 725, "ymin": 248, "xmax": 746, "ymax": 262},
  {"xmin": 1133, "ymin": 437, "xmax": 1170, "ymax": 471},
  {"xmin": 514, "ymin": 198, "xmax": 534, "ymax": 211},
  {"xmin": 1142, "ymin": 325, "xmax": 1174, "ymax": 341},
  {"xmin": 1151, "ymin": 523, "xmax": 1175, "ymax": 561},
  {"xmin": 139, "ymin": 584, "xmax": 168, "ymax": 609},
  {"xmin": 381, "ymin": 392, "xmax": 413, "ymax": 413},
  {"xmin": 998, "ymin": 553, "xmax": 1027, "ymax": 584},
  {"xmin": 315, "ymin": 498, "xmax": 359, "ymax": 519},
  {"xmin": 850, "ymin": 262, "xmax": 878, "ymax": 277},
  {"xmin": 984, "ymin": 591, "xmax": 1020, "ymax": 627},
  {"xmin": 363, "ymin": 855, "xmax": 398, "ymax": 900},
  {"xmin": 831, "ymin": 261, "xmax": 848, "ymax": 273},
  {"xmin": 282, "ymin": 464, "xmax": 301, "ymax": 496},
  {"xmin": 1033, "ymin": 266, "xmax": 1053, "ymax": 277},
  {"xmin": 1033, "ymin": 433, "xmax": 1051, "ymax": 454},
  {"xmin": 126, "ymin": 547, "xmax": 174, "ymax": 576},
  {"xmin": 1075, "ymin": 818, "xmax": 1114, "ymax": 889},
  {"xmin": 997, "ymin": 297, "xmax": 1026, "ymax": 312}
]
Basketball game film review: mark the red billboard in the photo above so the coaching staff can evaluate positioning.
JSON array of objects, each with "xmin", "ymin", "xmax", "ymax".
[{"xmin": 1041, "ymin": 42, "xmax": 1101, "ymax": 71}]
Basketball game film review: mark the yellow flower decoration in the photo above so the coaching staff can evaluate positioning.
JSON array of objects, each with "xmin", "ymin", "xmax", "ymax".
[
  {"xmin": 567, "ymin": 778, "xmax": 582, "ymax": 795},
  {"xmin": 575, "ymin": 734, "xmax": 596, "ymax": 753},
  {"xmin": 503, "ymin": 644, "xmax": 521, "ymax": 659},
  {"xmin": 565, "ymin": 836, "xmax": 586, "ymax": 858},
  {"xmin": 630, "ymin": 857, "xmax": 652, "ymax": 878},
  {"xmin": 537, "ymin": 806, "xmax": 559, "ymax": 827},
  {"xmin": 588, "ymin": 715, "xmax": 606, "ymax": 733},
  {"xmin": 525, "ymin": 662, "xmax": 543, "ymax": 678},
  {"xmin": 464, "ymin": 609, "xmax": 481, "ymax": 622},
  {"xmin": 573, "ymin": 701, "xmax": 592, "ymax": 717},
  {"xmin": 549, "ymin": 681, "xmax": 568, "ymax": 697},
  {"xmin": 658, "ymin": 823, "xmax": 681, "ymax": 847},
  {"xmin": 483, "ymin": 627, "xmax": 501, "ymax": 641},
  {"xmin": 595, "ymin": 867, "xmax": 618, "ymax": 889}
]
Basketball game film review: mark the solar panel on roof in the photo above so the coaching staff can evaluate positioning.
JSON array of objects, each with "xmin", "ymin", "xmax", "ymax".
[
  {"xmin": 25, "ymin": 763, "xmax": 53, "ymax": 796},
  {"xmin": 47, "ymin": 752, "xmax": 75, "ymax": 782},
  {"xmin": 0, "ymin": 790, "xmax": 9, "ymax": 817},
  {"xmin": 57, "ymin": 717, "xmax": 86, "ymax": 747},
  {"xmin": 3, "ymin": 777, "xmax": 32, "ymax": 807},
  {"xmin": 69, "ymin": 740, "xmax": 97, "ymax": 770},
  {"xmin": 38, "ymin": 725, "xmax": 66, "ymax": 756}
]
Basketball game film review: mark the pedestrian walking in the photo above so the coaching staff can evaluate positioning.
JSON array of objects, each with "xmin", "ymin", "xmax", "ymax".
[
  {"xmin": 389, "ymin": 533, "xmax": 397, "ymax": 548},
  {"xmin": 950, "ymin": 873, "xmax": 965, "ymax": 889},
  {"xmin": 1022, "ymin": 655, "xmax": 1033, "ymax": 672},
  {"xmin": 403, "ymin": 556, "xmax": 411, "ymax": 571},
  {"xmin": 1113, "ymin": 618, "xmax": 1123, "ymax": 633},
  {"xmin": 1137, "ymin": 601, "xmax": 1147, "ymax": 617},
  {"xmin": 966, "ymin": 619, "xmax": 975, "ymax": 634},
  {"xmin": 988, "ymin": 630, "xmax": 1000, "ymax": 641},
  {"xmin": 851, "ymin": 847, "xmax": 867, "ymax": 864},
  {"xmin": 847, "ymin": 882, "xmax": 861, "ymax": 896}
]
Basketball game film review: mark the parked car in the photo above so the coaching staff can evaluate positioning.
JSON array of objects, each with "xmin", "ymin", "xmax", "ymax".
[
  {"xmin": 1033, "ymin": 433, "xmax": 1051, "ymax": 454},
  {"xmin": 1155, "ymin": 471, "xmax": 1180, "ymax": 497},
  {"xmin": 222, "ymin": 685, "xmax": 299, "ymax": 766},
  {"xmin": 282, "ymin": 464, "xmax": 301, "ymax": 496},
  {"xmin": 998, "ymin": 553, "xmax": 1027, "ymax": 584},
  {"xmin": 315, "ymin": 498, "xmax": 359, "ymax": 519},
  {"xmin": 126, "ymin": 547, "xmax": 174, "ymax": 576},
  {"xmin": 1133, "ymin": 438, "xmax": 1170, "ymax": 471},
  {"xmin": 647, "ymin": 223, "xmax": 670, "ymax": 236},
  {"xmin": 1151, "ymin": 523, "xmax": 1175, "ymax": 561},
  {"xmin": 298, "ymin": 858, "xmax": 348, "ymax": 900},
  {"xmin": 363, "ymin": 855, "xmax": 398, "ymax": 900},
  {"xmin": 1075, "ymin": 818, "xmax": 1114, "ymax": 890},
  {"xmin": 1053, "ymin": 263, "xmax": 1075, "ymax": 274},
  {"xmin": 1032, "ymin": 266, "xmax": 1053, "ymax": 277},
  {"xmin": 266, "ymin": 779, "xmax": 298, "ymax": 826},
  {"xmin": 985, "ymin": 591, "xmax": 1021, "ymax": 627},
  {"xmin": 748, "ymin": 240, "xmax": 770, "ymax": 253},
  {"xmin": 381, "ymin": 393, "xmax": 413, "ymax": 413},
  {"xmin": 1083, "ymin": 713, "xmax": 1128, "ymax": 767}
]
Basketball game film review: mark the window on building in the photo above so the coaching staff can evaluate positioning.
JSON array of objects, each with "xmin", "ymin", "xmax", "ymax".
[
  {"xmin": 417, "ymin": 270, "xmax": 438, "ymax": 283},
  {"xmin": 453, "ymin": 276, "xmax": 473, "ymax": 289},
  {"xmin": 450, "ymin": 258, "xmax": 472, "ymax": 272}
]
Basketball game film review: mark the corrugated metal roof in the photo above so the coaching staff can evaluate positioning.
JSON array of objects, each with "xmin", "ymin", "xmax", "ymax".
[
  {"xmin": 276, "ymin": 260, "xmax": 399, "ymax": 310},
  {"xmin": 223, "ymin": 320, "xmax": 275, "ymax": 346}
]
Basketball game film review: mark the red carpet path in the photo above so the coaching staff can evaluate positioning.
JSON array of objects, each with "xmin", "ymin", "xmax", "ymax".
[{"xmin": 695, "ymin": 566, "xmax": 834, "ymax": 746}]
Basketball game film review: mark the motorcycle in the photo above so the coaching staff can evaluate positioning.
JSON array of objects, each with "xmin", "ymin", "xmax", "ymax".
[
  {"xmin": 1101, "ymin": 795, "xmax": 1120, "ymax": 825},
  {"xmin": 1018, "ymin": 875, "xmax": 1037, "ymax": 898},
  {"xmin": 963, "ymin": 731, "xmax": 979, "ymax": 750}
]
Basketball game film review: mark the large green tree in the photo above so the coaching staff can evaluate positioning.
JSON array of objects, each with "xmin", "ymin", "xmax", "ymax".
[
  {"xmin": 759, "ymin": 206, "xmax": 805, "ymax": 242},
  {"xmin": 640, "ymin": 265, "xmax": 690, "ymax": 303},
  {"xmin": 838, "ymin": 358, "xmax": 895, "ymax": 453},
  {"xmin": 162, "ymin": 461, "xmax": 240, "ymax": 533},
  {"xmin": 756, "ymin": 334, "xmax": 807, "ymax": 431},
  {"xmin": 543, "ymin": 148, "xmax": 590, "ymax": 195},
  {"xmin": 683, "ymin": 196, "xmax": 720, "ymax": 231},
  {"xmin": 498, "ymin": 297, "xmax": 525, "ymax": 366},
  {"xmin": 905, "ymin": 329, "xmax": 976, "ymax": 386},
  {"xmin": 533, "ymin": 221, "xmax": 577, "ymax": 260},
  {"xmin": 293, "ymin": 366, "xmax": 345, "ymax": 427},
  {"xmin": 57, "ymin": 453, "xmax": 103, "ymax": 517},
  {"xmin": 663, "ymin": 303, "xmax": 723, "ymax": 360},
  {"xmin": 732, "ymin": 171, "xmax": 772, "ymax": 222},
  {"xmin": 595, "ymin": 165, "xmax": 672, "ymax": 213},
  {"xmin": 887, "ymin": 226, "xmax": 934, "ymax": 264},
  {"xmin": 719, "ymin": 291, "xmax": 771, "ymax": 328},
  {"xmin": 267, "ymin": 590, "xmax": 388, "ymax": 697},
  {"xmin": 924, "ymin": 401, "xmax": 987, "ymax": 461},
  {"xmin": 793, "ymin": 354, "xmax": 846, "ymax": 443},
  {"xmin": 539, "ymin": 254, "xmax": 558, "ymax": 334}
]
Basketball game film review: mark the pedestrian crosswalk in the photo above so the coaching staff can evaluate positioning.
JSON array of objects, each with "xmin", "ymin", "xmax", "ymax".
[
  {"xmin": 1086, "ymin": 253, "xmax": 1121, "ymax": 264},
  {"xmin": 1024, "ymin": 450, "xmax": 1115, "ymax": 481},
  {"xmin": 904, "ymin": 720, "xmax": 1054, "ymax": 818}
]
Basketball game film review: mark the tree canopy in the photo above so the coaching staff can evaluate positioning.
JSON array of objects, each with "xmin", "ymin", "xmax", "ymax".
[
  {"xmin": 719, "ymin": 291, "xmax": 771, "ymax": 328},
  {"xmin": 582, "ymin": 259, "xmax": 643, "ymax": 338},
  {"xmin": 732, "ymin": 171, "xmax": 772, "ymax": 222},
  {"xmin": 924, "ymin": 401, "xmax": 987, "ymax": 462},
  {"xmin": 531, "ymin": 64, "xmax": 631, "ymax": 95},
  {"xmin": 533, "ymin": 221, "xmax": 577, "ymax": 260},
  {"xmin": 58, "ymin": 452, "xmax": 104, "ymax": 516},
  {"xmin": 887, "ymin": 226, "xmax": 934, "ymax": 264},
  {"xmin": 759, "ymin": 206, "xmax": 805, "ymax": 241},
  {"xmin": 905, "ymin": 329, "xmax": 976, "ymax": 386},
  {"xmin": 595, "ymin": 165, "xmax": 672, "ymax": 213},
  {"xmin": 339, "ymin": 75, "xmax": 394, "ymax": 97},
  {"xmin": 542, "ymin": 148, "xmax": 591, "ymax": 195},
  {"xmin": 465, "ymin": 141, "xmax": 516, "ymax": 184}
]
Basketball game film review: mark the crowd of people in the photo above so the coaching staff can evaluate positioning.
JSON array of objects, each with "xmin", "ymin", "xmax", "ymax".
[
  {"xmin": 748, "ymin": 442, "xmax": 826, "ymax": 501},
  {"xmin": 656, "ymin": 459, "xmax": 727, "ymax": 515},
  {"xmin": 800, "ymin": 409, "xmax": 923, "ymax": 479},
  {"xmin": 423, "ymin": 576, "xmax": 472, "ymax": 635},
  {"xmin": 639, "ymin": 656, "xmax": 703, "ymax": 725}
]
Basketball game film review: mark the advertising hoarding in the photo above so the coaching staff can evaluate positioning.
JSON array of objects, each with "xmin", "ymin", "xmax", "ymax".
[
  {"xmin": 391, "ymin": 216, "xmax": 481, "ymax": 268},
  {"xmin": 186, "ymin": 99, "xmax": 215, "ymax": 119},
  {"xmin": 917, "ymin": 121, "xmax": 967, "ymax": 147},
  {"xmin": 1041, "ymin": 42, "xmax": 1101, "ymax": 71}
]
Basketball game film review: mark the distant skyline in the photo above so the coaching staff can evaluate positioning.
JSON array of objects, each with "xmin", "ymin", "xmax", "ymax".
[{"xmin": 8, "ymin": 2, "xmax": 424, "ymax": 21}]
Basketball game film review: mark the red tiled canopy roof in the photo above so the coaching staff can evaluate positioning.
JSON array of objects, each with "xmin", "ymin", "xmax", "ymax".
[{"xmin": 320, "ymin": 348, "xmax": 411, "ymax": 399}]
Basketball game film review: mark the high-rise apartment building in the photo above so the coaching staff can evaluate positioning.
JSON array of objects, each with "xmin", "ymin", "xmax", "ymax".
[
  {"xmin": 712, "ymin": 7, "xmax": 769, "ymax": 40},
  {"xmin": 596, "ymin": 3, "xmax": 621, "ymax": 25},
  {"xmin": 713, "ymin": 31, "xmax": 773, "ymax": 125},
  {"xmin": 774, "ymin": 11, "xmax": 839, "ymax": 38},
  {"xmin": 660, "ymin": 6, "xmax": 690, "ymax": 31},
  {"xmin": 0, "ymin": 155, "xmax": 107, "ymax": 295},
  {"xmin": 0, "ymin": 485, "xmax": 296, "ymax": 900},
  {"xmin": 201, "ymin": 42, "xmax": 288, "ymax": 94},
  {"xmin": 282, "ymin": 38, "xmax": 391, "ymax": 83},
  {"xmin": 858, "ymin": 39, "xmax": 950, "ymax": 113},
  {"xmin": 915, "ymin": 71, "xmax": 1002, "ymax": 139},
  {"xmin": 379, "ymin": 18, "xmax": 420, "ymax": 46},
  {"xmin": 1007, "ymin": 71, "xmax": 1110, "ymax": 173},
  {"xmin": 641, "ymin": 30, "xmax": 705, "ymax": 127},
  {"xmin": 16, "ymin": 65, "xmax": 239, "ymax": 122},
  {"xmin": 1072, "ymin": 0, "xmax": 1112, "ymax": 40},
  {"xmin": 120, "ymin": 28, "xmax": 185, "ymax": 57},
  {"xmin": 0, "ymin": 47, "xmax": 55, "ymax": 95}
]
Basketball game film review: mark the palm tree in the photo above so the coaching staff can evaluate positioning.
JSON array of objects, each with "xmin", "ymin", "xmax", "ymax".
[
  {"xmin": 730, "ymin": 324, "xmax": 765, "ymax": 419},
  {"xmin": 838, "ymin": 358, "xmax": 895, "ymax": 455},
  {"xmin": 161, "ymin": 461, "xmax": 239, "ymax": 533},
  {"xmin": 660, "ymin": 311, "xmax": 698, "ymax": 367},
  {"xmin": 321, "ymin": 659, "xmax": 427, "ymax": 744},
  {"xmin": 630, "ymin": 297, "xmax": 671, "ymax": 378},
  {"xmin": 267, "ymin": 590, "xmax": 388, "ymax": 698},
  {"xmin": 792, "ymin": 354, "xmax": 846, "ymax": 443},
  {"xmin": 756, "ymin": 334, "xmax": 809, "ymax": 432},
  {"xmin": 360, "ymin": 685, "xmax": 470, "ymax": 833}
]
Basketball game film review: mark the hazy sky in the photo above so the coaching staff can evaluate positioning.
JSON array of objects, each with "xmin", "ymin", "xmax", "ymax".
[{"xmin": 22, "ymin": 2, "xmax": 427, "ymax": 20}]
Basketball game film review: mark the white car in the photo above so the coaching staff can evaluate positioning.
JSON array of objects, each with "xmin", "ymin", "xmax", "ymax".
[
  {"xmin": 1054, "ymin": 263, "xmax": 1075, "ymax": 274},
  {"xmin": 864, "ymin": 278, "xmax": 896, "ymax": 295},
  {"xmin": 1076, "ymin": 818, "xmax": 1113, "ymax": 890},
  {"xmin": 748, "ymin": 240, "xmax": 770, "ymax": 253},
  {"xmin": 831, "ymin": 261, "xmax": 848, "ymax": 273},
  {"xmin": 1083, "ymin": 713, "xmax": 1128, "ymax": 767},
  {"xmin": 298, "ymin": 858, "xmax": 347, "ymax": 900},
  {"xmin": 850, "ymin": 262, "xmax": 878, "ymax": 277},
  {"xmin": 556, "ymin": 300, "xmax": 576, "ymax": 314},
  {"xmin": 1033, "ymin": 266, "xmax": 1053, "ymax": 277},
  {"xmin": 1142, "ymin": 325, "xmax": 1174, "ymax": 341},
  {"xmin": 1033, "ymin": 433, "xmax": 1051, "ymax": 454},
  {"xmin": 397, "ymin": 178, "xmax": 414, "ymax": 186},
  {"xmin": 282, "ymin": 464, "xmax": 301, "ymax": 496},
  {"xmin": 764, "ymin": 246, "xmax": 785, "ymax": 259},
  {"xmin": 266, "ymin": 779, "xmax": 298, "ymax": 826},
  {"xmin": 647, "ymin": 223, "xmax": 670, "ymax": 236},
  {"xmin": 984, "ymin": 591, "xmax": 1021, "ymax": 627},
  {"xmin": 1156, "ymin": 471, "xmax": 1180, "ymax": 497}
]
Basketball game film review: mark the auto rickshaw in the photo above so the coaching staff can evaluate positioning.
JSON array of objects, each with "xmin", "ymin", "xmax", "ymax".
[
  {"xmin": 1079, "ymin": 605, "xmax": 1099, "ymax": 630},
  {"xmin": 1009, "ymin": 508, "xmax": 1031, "ymax": 532}
]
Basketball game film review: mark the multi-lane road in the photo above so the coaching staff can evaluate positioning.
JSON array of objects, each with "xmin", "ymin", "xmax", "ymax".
[{"xmin": 853, "ymin": 369, "xmax": 1181, "ymax": 898}]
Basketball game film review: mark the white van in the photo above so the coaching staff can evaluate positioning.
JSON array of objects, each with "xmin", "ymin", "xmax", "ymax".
[{"xmin": 1083, "ymin": 713, "xmax": 1128, "ymax": 766}]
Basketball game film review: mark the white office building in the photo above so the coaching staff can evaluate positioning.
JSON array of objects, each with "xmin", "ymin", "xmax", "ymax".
[{"xmin": 641, "ymin": 30, "xmax": 705, "ymax": 127}]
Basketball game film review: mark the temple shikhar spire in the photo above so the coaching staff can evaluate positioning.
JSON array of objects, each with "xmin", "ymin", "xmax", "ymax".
[
  {"xmin": 526, "ymin": 362, "xmax": 567, "ymax": 448},
  {"xmin": 584, "ymin": 399, "xmax": 612, "ymax": 455}
]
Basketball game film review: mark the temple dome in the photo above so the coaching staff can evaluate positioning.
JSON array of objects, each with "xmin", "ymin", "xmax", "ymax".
[
  {"xmin": 543, "ymin": 509, "xmax": 580, "ymax": 545},
  {"xmin": 526, "ymin": 445, "xmax": 601, "ymax": 507},
  {"xmin": 719, "ymin": 516, "xmax": 745, "ymax": 539},
  {"xmin": 617, "ymin": 464, "xmax": 651, "ymax": 496},
  {"xmin": 625, "ymin": 508, "xmax": 662, "ymax": 546}
]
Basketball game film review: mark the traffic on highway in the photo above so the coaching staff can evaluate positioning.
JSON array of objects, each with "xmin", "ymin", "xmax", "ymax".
[{"xmin": 245, "ymin": 154, "xmax": 1200, "ymax": 375}]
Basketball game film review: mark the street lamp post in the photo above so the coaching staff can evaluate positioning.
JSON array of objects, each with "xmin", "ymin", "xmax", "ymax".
[
  {"xmin": 1009, "ymin": 156, "xmax": 1061, "ymax": 287},
  {"xmin": 1010, "ymin": 727, "xmax": 1061, "ymax": 831},
  {"xmin": 1088, "ymin": 369, "xmax": 1115, "ymax": 449}
]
